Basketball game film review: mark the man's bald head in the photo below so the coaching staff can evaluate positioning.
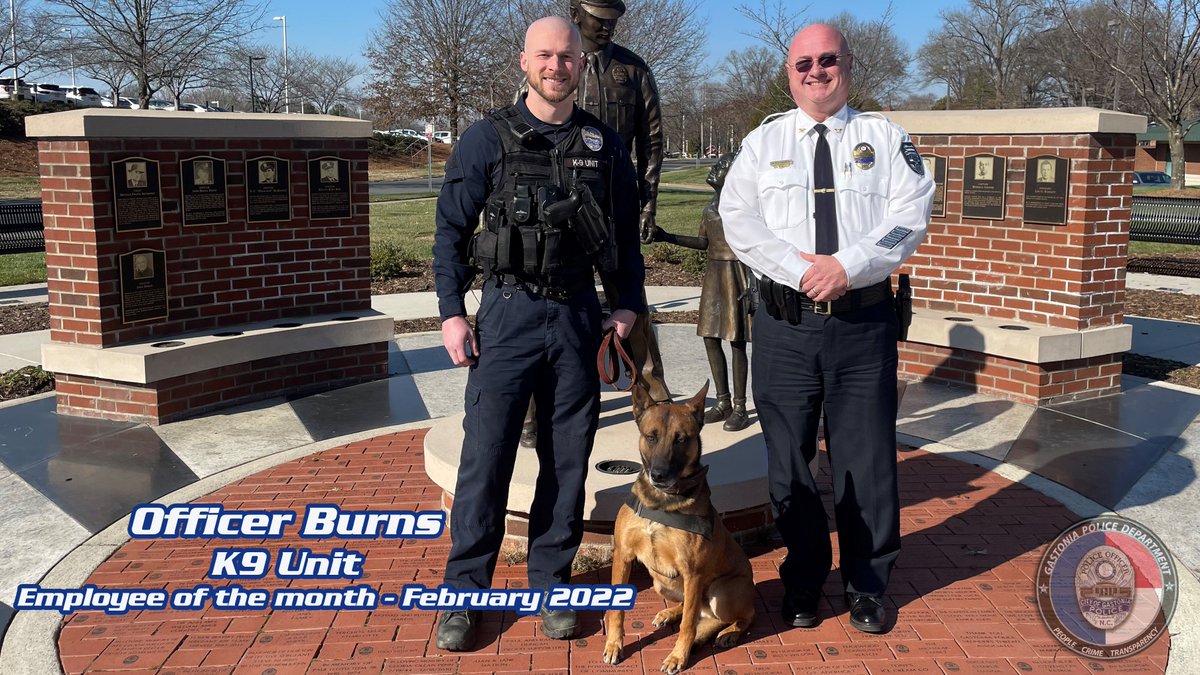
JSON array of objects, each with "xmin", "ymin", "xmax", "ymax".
[
  {"xmin": 786, "ymin": 23, "xmax": 853, "ymax": 121},
  {"xmin": 524, "ymin": 16, "xmax": 582, "ymax": 54}
]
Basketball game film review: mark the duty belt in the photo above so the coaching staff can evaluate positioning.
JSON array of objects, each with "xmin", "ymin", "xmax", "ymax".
[
  {"xmin": 491, "ymin": 272, "xmax": 592, "ymax": 302},
  {"xmin": 759, "ymin": 278, "xmax": 890, "ymax": 322}
]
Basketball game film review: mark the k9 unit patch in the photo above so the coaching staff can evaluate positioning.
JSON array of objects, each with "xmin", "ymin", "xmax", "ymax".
[
  {"xmin": 876, "ymin": 226, "xmax": 913, "ymax": 249},
  {"xmin": 901, "ymin": 142, "xmax": 924, "ymax": 175},
  {"xmin": 567, "ymin": 157, "xmax": 601, "ymax": 170}
]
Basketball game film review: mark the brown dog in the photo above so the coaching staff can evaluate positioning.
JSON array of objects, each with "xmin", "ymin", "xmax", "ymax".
[{"xmin": 602, "ymin": 382, "xmax": 756, "ymax": 673}]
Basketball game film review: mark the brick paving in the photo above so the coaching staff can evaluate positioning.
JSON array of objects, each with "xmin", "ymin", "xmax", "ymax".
[{"xmin": 56, "ymin": 430, "xmax": 1171, "ymax": 674}]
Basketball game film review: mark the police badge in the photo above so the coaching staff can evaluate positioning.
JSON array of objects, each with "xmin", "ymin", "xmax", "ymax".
[
  {"xmin": 1075, "ymin": 545, "xmax": 1135, "ymax": 630},
  {"xmin": 582, "ymin": 127, "xmax": 604, "ymax": 151},
  {"xmin": 612, "ymin": 64, "xmax": 628, "ymax": 85},
  {"xmin": 852, "ymin": 143, "xmax": 875, "ymax": 170}
]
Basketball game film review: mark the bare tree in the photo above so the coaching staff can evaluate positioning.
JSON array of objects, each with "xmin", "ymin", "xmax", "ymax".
[
  {"xmin": 294, "ymin": 53, "xmax": 364, "ymax": 115},
  {"xmin": 823, "ymin": 7, "xmax": 910, "ymax": 109},
  {"xmin": 77, "ymin": 49, "xmax": 132, "ymax": 105},
  {"xmin": 735, "ymin": 0, "xmax": 809, "ymax": 57},
  {"xmin": 47, "ymin": 0, "xmax": 267, "ymax": 108},
  {"xmin": 925, "ymin": 0, "xmax": 1052, "ymax": 108},
  {"xmin": 1059, "ymin": 0, "xmax": 1200, "ymax": 189},
  {"xmin": 2, "ymin": 0, "xmax": 65, "ymax": 85}
]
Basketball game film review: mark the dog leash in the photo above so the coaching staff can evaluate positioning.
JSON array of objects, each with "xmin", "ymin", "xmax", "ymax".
[{"xmin": 598, "ymin": 328, "xmax": 638, "ymax": 391}]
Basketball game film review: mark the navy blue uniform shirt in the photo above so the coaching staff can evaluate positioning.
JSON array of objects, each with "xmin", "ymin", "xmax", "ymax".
[{"xmin": 432, "ymin": 95, "xmax": 645, "ymax": 320}]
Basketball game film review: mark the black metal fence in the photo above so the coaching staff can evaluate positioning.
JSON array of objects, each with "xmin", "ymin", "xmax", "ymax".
[{"xmin": 1130, "ymin": 196, "xmax": 1200, "ymax": 244}]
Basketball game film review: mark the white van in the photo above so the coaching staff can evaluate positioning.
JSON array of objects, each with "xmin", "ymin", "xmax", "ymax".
[{"xmin": 433, "ymin": 131, "xmax": 453, "ymax": 144}]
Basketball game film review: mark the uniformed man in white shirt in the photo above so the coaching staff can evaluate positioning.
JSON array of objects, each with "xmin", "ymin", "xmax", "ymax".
[{"xmin": 720, "ymin": 23, "xmax": 934, "ymax": 635}]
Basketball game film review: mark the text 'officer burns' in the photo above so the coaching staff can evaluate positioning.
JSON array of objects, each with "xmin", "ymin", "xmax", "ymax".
[{"xmin": 431, "ymin": 16, "xmax": 645, "ymax": 651}]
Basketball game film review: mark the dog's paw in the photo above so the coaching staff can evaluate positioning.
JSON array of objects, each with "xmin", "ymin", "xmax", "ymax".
[
  {"xmin": 659, "ymin": 652, "xmax": 687, "ymax": 674},
  {"xmin": 652, "ymin": 606, "xmax": 682, "ymax": 628},
  {"xmin": 601, "ymin": 641, "xmax": 623, "ymax": 665},
  {"xmin": 713, "ymin": 630, "xmax": 743, "ymax": 648}
]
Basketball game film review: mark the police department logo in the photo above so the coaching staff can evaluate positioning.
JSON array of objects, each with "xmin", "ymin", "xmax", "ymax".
[
  {"xmin": 612, "ymin": 64, "xmax": 629, "ymax": 85},
  {"xmin": 1036, "ymin": 515, "xmax": 1177, "ymax": 659},
  {"xmin": 901, "ymin": 142, "xmax": 924, "ymax": 176},
  {"xmin": 582, "ymin": 127, "xmax": 604, "ymax": 151},
  {"xmin": 853, "ymin": 143, "xmax": 875, "ymax": 170}
]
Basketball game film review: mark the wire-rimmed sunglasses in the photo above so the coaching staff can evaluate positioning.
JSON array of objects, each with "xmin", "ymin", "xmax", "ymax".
[{"xmin": 792, "ymin": 53, "xmax": 851, "ymax": 73}]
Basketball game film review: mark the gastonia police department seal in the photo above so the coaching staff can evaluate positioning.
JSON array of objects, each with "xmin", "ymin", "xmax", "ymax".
[
  {"xmin": 582, "ymin": 126, "xmax": 604, "ymax": 152},
  {"xmin": 1036, "ymin": 515, "xmax": 1177, "ymax": 659}
]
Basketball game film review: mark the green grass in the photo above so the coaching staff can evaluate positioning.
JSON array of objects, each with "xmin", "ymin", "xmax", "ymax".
[
  {"xmin": 1129, "ymin": 241, "xmax": 1200, "ymax": 255},
  {"xmin": 0, "ymin": 176, "xmax": 40, "ymax": 200},
  {"xmin": 0, "ymin": 252, "xmax": 46, "ymax": 286},
  {"xmin": 660, "ymin": 166, "xmax": 712, "ymax": 187},
  {"xmin": 368, "ymin": 192, "xmax": 438, "ymax": 203}
]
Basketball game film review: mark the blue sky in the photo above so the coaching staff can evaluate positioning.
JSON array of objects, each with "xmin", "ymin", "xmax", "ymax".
[{"xmin": 263, "ymin": 0, "xmax": 962, "ymax": 73}]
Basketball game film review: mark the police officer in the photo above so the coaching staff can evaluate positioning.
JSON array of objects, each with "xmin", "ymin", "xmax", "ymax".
[
  {"xmin": 432, "ymin": 16, "xmax": 643, "ymax": 651},
  {"xmin": 720, "ymin": 24, "xmax": 934, "ymax": 634}
]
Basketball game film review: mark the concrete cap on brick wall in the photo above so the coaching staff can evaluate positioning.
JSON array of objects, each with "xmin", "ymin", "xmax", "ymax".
[
  {"xmin": 25, "ymin": 109, "xmax": 372, "ymax": 139},
  {"xmin": 881, "ymin": 106, "xmax": 1146, "ymax": 135}
]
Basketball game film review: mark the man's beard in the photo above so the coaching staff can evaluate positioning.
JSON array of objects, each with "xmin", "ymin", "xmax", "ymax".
[{"xmin": 529, "ymin": 73, "xmax": 577, "ymax": 104}]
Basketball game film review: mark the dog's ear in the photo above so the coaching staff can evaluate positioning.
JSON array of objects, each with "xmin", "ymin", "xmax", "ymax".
[
  {"xmin": 630, "ymin": 380, "xmax": 654, "ymax": 421},
  {"xmin": 686, "ymin": 381, "xmax": 710, "ymax": 427}
]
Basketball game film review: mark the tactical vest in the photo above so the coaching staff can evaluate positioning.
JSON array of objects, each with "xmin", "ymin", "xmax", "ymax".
[{"xmin": 470, "ymin": 105, "xmax": 615, "ymax": 294}]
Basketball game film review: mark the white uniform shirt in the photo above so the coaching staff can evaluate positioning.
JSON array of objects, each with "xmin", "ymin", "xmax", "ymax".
[{"xmin": 720, "ymin": 105, "xmax": 934, "ymax": 291}]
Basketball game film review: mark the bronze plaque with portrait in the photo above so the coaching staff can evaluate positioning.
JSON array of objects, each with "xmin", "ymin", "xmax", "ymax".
[
  {"xmin": 112, "ymin": 157, "xmax": 163, "ymax": 232},
  {"xmin": 246, "ymin": 156, "xmax": 291, "ymax": 223},
  {"xmin": 181, "ymin": 156, "xmax": 229, "ymax": 226},
  {"xmin": 308, "ymin": 156, "xmax": 351, "ymax": 220},
  {"xmin": 963, "ymin": 154, "xmax": 1007, "ymax": 221},
  {"xmin": 119, "ymin": 248, "xmax": 168, "ymax": 324},
  {"xmin": 1024, "ymin": 155, "xmax": 1069, "ymax": 226},
  {"xmin": 923, "ymin": 154, "xmax": 947, "ymax": 218}
]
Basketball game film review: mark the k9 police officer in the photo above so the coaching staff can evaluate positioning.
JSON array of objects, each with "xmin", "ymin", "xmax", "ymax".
[
  {"xmin": 431, "ymin": 16, "xmax": 644, "ymax": 651},
  {"xmin": 720, "ymin": 23, "xmax": 934, "ymax": 634}
]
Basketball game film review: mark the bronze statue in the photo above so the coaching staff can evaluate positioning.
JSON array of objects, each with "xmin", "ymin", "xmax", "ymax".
[
  {"xmin": 520, "ymin": 0, "xmax": 670, "ymax": 447},
  {"xmin": 653, "ymin": 152, "xmax": 752, "ymax": 431}
]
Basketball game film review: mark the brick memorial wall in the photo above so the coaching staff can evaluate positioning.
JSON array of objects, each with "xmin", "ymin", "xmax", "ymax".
[
  {"xmin": 27, "ymin": 110, "xmax": 392, "ymax": 424},
  {"xmin": 883, "ymin": 108, "xmax": 1141, "ymax": 405}
]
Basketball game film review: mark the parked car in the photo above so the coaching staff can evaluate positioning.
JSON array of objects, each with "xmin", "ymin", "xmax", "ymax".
[
  {"xmin": 0, "ymin": 78, "xmax": 34, "ymax": 101},
  {"xmin": 65, "ymin": 86, "xmax": 104, "ymax": 107},
  {"xmin": 31, "ymin": 83, "xmax": 68, "ymax": 104},
  {"xmin": 174, "ymin": 102, "xmax": 209, "ymax": 112},
  {"xmin": 145, "ymin": 99, "xmax": 173, "ymax": 110},
  {"xmin": 433, "ymin": 131, "xmax": 453, "ymax": 144},
  {"xmin": 1133, "ymin": 171, "xmax": 1171, "ymax": 186}
]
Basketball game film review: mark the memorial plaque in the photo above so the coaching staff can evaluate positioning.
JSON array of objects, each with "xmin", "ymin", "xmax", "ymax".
[
  {"xmin": 923, "ymin": 154, "xmax": 947, "ymax": 218},
  {"xmin": 246, "ymin": 156, "xmax": 291, "ymax": 223},
  {"xmin": 181, "ymin": 156, "xmax": 228, "ymax": 226},
  {"xmin": 112, "ymin": 157, "xmax": 163, "ymax": 232},
  {"xmin": 308, "ymin": 156, "xmax": 351, "ymax": 220},
  {"xmin": 1023, "ymin": 155, "xmax": 1069, "ymax": 226},
  {"xmin": 962, "ymin": 153, "xmax": 1006, "ymax": 220},
  {"xmin": 119, "ymin": 248, "xmax": 168, "ymax": 324}
]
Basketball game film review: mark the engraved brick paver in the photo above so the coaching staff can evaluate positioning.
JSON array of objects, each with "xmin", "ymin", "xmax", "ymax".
[{"xmin": 53, "ymin": 433, "xmax": 1171, "ymax": 673}]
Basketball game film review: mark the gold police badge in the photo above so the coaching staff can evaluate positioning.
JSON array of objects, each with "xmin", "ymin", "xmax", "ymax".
[
  {"xmin": 612, "ymin": 64, "xmax": 628, "ymax": 85},
  {"xmin": 853, "ymin": 143, "xmax": 875, "ymax": 170}
]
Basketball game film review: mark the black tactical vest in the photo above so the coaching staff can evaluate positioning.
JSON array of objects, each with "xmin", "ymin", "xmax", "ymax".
[{"xmin": 470, "ymin": 105, "xmax": 614, "ymax": 293}]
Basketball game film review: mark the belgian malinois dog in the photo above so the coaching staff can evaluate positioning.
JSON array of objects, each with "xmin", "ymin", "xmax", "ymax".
[{"xmin": 602, "ymin": 382, "xmax": 756, "ymax": 674}]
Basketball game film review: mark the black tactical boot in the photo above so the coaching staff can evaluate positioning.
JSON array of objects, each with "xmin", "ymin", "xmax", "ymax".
[
  {"xmin": 539, "ymin": 607, "xmax": 579, "ymax": 639},
  {"xmin": 436, "ymin": 609, "xmax": 478, "ymax": 651}
]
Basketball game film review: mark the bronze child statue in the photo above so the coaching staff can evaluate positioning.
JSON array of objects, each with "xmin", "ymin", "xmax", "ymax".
[{"xmin": 654, "ymin": 152, "xmax": 753, "ymax": 431}]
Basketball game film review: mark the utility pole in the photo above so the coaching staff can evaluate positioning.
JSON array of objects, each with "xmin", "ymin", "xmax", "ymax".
[
  {"xmin": 61, "ymin": 28, "xmax": 75, "ymax": 88},
  {"xmin": 8, "ymin": 0, "xmax": 17, "ymax": 100},
  {"xmin": 249, "ymin": 55, "xmax": 265, "ymax": 112}
]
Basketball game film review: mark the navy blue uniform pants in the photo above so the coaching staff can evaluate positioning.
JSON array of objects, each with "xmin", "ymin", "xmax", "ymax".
[
  {"xmin": 752, "ymin": 300, "xmax": 901, "ymax": 597},
  {"xmin": 443, "ymin": 279, "xmax": 603, "ymax": 592}
]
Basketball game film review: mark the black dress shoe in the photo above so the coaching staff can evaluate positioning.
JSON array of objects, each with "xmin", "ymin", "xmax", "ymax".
[
  {"xmin": 539, "ymin": 607, "xmax": 579, "ymax": 639},
  {"xmin": 846, "ymin": 593, "xmax": 887, "ymax": 634},
  {"xmin": 436, "ymin": 609, "xmax": 478, "ymax": 650},
  {"xmin": 781, "ymin": 589, "xmax": 820, "ymax": 628}
]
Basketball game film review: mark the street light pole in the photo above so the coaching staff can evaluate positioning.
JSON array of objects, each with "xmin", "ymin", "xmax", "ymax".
[
  {"xmin": 8, "ymin": 0, "xmax": 17, "ymax": 100},
  {"xmin": 273, "ymin": 15, "xmax": 288, "ymax": 114},
  {"xmin": 248, "ymin": 55, "xmax": 265, "ymax": 112},
  {"xmin": 1107, "ymin": 19, "xmax": 1121, "ymax": 110},
  {"xmin": 61, "ymin": 28, "xmax": 75, "ymax": 89}
]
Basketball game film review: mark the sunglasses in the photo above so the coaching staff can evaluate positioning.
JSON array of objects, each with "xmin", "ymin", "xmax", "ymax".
[{"xmin": 793, "ymin": 53, "xmax": 851, "ymax": 73}]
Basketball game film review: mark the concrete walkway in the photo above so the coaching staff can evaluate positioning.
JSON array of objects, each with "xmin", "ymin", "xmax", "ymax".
[{"xmin": 0, "ymin": 278, "xmax": 1197, "ymax": 672}]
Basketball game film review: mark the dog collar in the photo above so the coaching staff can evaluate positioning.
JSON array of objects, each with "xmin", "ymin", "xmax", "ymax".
[{"xmin": 625, "ymin": 492, "xmax": 714, "ymax": 541}]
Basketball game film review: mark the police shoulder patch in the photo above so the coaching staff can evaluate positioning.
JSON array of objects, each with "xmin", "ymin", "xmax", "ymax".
[
  {"xmin": 901, "ymin": 142, "xmax": 924, "ymax": 176},
  {"xmin": 582, "ymin": 126, "xmax": 604, "ymax": 151},
  {"xmin": 876, "ymin": 226, "xmax": 913, "ymax": 249}
]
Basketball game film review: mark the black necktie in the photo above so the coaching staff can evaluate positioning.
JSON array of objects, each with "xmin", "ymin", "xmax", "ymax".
[{"xmin": 813, "ymin": 123, "xmax": 838, "ymax": 255}]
